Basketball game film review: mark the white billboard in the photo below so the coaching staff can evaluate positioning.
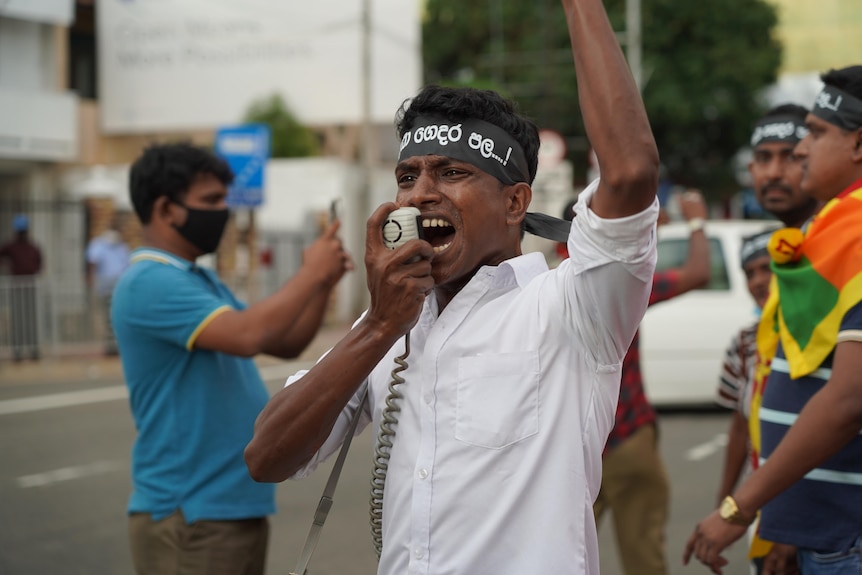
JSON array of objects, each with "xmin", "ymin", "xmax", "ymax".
[
  {"xmin": 97, "ymin": 0, "xmax": 421, "ymax": 133},
  {"xmin": 0, "ymin": 0, "xmax": 73, "ymax": 25}
]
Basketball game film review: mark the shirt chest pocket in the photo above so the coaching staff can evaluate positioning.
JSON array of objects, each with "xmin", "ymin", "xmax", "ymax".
[{"xmin": 455, "ymin": 351, "xmax": 540, "ymax": 449}]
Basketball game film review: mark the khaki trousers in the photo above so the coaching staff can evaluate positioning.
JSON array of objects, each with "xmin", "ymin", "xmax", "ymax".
[
  {"xmin": 129, "ymin": 511, "xmax": 269, "ymax": 575},
  {"xmin": 594, "ymin": 423, "xmax": 670, "ymax": 575}
]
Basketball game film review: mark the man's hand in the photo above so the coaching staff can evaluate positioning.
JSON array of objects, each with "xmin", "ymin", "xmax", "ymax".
[
  {"xmin": 302, "ymin": 219, "xmax": 354, "ymax": 288},
  {"xmin": 679, "ymin": 189, "xmax": 708, "ymax": 222},
  {"xmin": 364, "ymin": 203, "xmax": 435, "ymax": 338},
  {"xmin": 682, "ymin": 510, "xmax": 747, "ymax": 574},
  {"xmin": 762, "ymin": 543, "xmax": 800, "ymax": 575}
]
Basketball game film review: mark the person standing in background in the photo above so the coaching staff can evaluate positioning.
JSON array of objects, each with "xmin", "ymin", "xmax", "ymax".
[
  {"xmin": 0, "ymin": 214, "xmax": 43, "ymax": 361},
  {"xmin": 748, "ymin": 104, "xmax": 819, "ymax": 230},
  {"xmin": 113, "ymin": 142, "xmax": 353, "ymax": 575},
  {"xmin": 714, "ymin": 104, "xmax": 816, "ymax": 575},
  {"xmin": 685, "ymin": 64, "xmax": 862, "ymax": 575},
  {"xmin": 591, "ymin": 190, "xmax": 711, "ymax": 575},
  {"xmin": 86, "ymin": 218, "xmax": 130, "ymax": 356}
]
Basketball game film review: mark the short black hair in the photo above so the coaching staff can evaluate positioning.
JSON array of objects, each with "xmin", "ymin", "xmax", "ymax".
[
  {"xmin": 759, "ymin": 103, "xmax": 809, "ymax": 124},
  {"xmin": 821, "ymin": 65, "xmax": 862, "ymax": 102},
  {"xmin": 394, "ymin": 85, "xmax": 541, "ymax": 184},
  {"xmin": 129, "ymin": 142, "xmax": 233, "ymax": 224}
]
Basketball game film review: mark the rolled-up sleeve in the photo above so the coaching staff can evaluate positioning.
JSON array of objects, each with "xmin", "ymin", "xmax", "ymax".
[{"xmin": 565, "ymin": 180, "xmax": 659, "ymax": 364}]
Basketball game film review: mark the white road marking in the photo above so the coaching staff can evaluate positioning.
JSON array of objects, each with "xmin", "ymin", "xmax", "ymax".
[
  {"xmin": 17, "ymin": 460, "xmax": 125, "ymax": 488},
  {"xmin": 685, "ymin": 433, "xmax": 728, "ymax": 461},
  {"xmin": 0, "ymin": 386, "xmax": 128, "ymax": 416},
  {"xmin": 0, "ymin": 363, "xmax": 301, "ymax": 418}
]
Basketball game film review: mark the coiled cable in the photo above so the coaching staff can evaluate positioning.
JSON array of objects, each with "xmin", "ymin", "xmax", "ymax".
[{"xmin": 369, "ymin": 333, "xmax": 411, "ymax": 559}]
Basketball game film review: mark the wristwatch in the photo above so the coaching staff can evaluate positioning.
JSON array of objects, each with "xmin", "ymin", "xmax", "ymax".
[
  {"xmin": 719, "ymin": 495, "xmax": 754, "ymax": 526},
  {"xmin": 687, "ymin": 217, "xmax": 706, "ymax": 233}
]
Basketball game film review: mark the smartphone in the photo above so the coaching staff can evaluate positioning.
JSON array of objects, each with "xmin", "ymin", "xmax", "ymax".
[{"xmin": 329, "ymin": 198, "xmax": 342, "ymax": 224}]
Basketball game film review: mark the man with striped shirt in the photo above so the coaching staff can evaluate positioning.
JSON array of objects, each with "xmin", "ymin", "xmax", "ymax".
[{"xmin": 686, "ymin": 64, "xmax": 862, "ymax": 575}]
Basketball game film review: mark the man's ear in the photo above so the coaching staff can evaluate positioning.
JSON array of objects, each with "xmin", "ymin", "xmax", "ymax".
[
  {"xmin": 852, "ymin": 128, "xmax": 862, "ymax": 163},
  {"xmin": 152, "ymin": 196, "xmax": 180, "ymax": 226},
  {"xmin": 507, "ymin": 182, "xmax": 532, "ymax": 226}
]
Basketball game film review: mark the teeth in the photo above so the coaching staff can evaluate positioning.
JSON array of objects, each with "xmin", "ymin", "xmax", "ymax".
[
  {"xmin": 422, "ymin": 218, "xmax": 451, "ymax": 228},
  {"xmin": 432, "ymin": 242, "xmax": 451, "ymax": 253}
]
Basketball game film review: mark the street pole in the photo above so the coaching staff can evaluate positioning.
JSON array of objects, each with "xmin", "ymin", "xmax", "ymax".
[
  {"xmin": 626, "ymin": 0, "xmax": 643, "ymax": 91},
  {"xmin": 355, "ymin": 0, "xmax": 373, "ymax": 315}
]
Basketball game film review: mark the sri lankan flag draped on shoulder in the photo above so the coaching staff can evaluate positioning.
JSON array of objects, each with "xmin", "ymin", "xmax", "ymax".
[
  {"xmin": 764, "ymin": 179, "xmax": 862, "ymax": 378},
  {"xmin": 746, "ymin": 178, "xmax": 862, "ymax": 560}
]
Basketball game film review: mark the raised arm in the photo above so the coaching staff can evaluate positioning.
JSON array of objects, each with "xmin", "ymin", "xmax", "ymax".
[
  {"xmin": 194, "ymin": 220, "xmax": 353, "ymax": 359},
  {"xmin": 562, "ymin": 0, "xmax": 659, "ymax": 218},
  {"xmin": 671, "ymin": 190, "xmax": 711, "ymax": 293}
]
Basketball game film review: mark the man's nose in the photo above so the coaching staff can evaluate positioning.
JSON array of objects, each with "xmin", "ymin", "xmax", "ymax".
[
  {"xmin": 765, "ymin": 156, "xmax": 785, "ymax": 180},
  {"xmin": 401, "ymin": 175, "xmax": 441, "ymax": 207}
]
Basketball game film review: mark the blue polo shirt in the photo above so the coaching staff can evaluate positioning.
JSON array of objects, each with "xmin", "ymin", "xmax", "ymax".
[
  {"xmin": 112, "ymin": 248, "xmax": 275, "ymax": 523},
  {"xmin": 758, "ymin": 300, "xmax": 862, "ymax": 552}
]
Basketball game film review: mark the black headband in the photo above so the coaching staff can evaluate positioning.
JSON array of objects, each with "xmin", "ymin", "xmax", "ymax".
[
  {"xmin": 740, "ymin": 230, "xmax": 772, "ymax": 267},
  {"xmin": 398, "ymin": 117, "xmax": 531, "ymax": 185},
  {"xmin": 812, "ymin": 86, "xmax": 862, "ymax": 131},
  {"xmin": 750, "ymin": 115, "xmax": 808, "ymax": 147},
  {"xmin": 397, "ymin": 116, "xmax": 573, "ymax": 242}
]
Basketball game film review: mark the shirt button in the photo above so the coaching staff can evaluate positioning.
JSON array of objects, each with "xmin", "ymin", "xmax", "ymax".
[
  {"xmin": 414, "ymin": 548, "xmax": 424, "ymax": 559},
  {"xmin": 417, "ymin": 468, "xmax": 428, "ymax": 479},
  {"xmin": 424, "ymin": 393, "xmax": 433, "ymax": 405}
]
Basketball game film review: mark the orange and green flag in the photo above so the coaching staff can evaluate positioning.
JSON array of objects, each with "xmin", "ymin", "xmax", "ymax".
[
  {"xmin": 746, "ymin": 179, "xmax": 862, "ymax": 560},
  {"xmin": 766, "ymin": 180, "xmax": 862, "ymax": 378}
]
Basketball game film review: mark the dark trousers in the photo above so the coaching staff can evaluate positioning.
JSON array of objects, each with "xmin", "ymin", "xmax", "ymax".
[{"xmin": 10, "ymin": 281, "xmax": 39, "ymax": 359}]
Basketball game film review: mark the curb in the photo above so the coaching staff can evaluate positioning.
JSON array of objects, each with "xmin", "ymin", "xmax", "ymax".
[{"xmin": 0, "ymin": 322, "xmax": 351, "ymax": 387}]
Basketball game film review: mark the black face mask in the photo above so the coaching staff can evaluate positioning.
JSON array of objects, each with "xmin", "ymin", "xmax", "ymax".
[{"xmin": 172, "ymin": 203, "xmax": 230, "ymax": 254}]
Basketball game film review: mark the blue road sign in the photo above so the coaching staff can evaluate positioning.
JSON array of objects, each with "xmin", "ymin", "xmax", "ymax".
[{"xmin": 214, "ymin": 124, "xmax": 271, "ymax": 208}]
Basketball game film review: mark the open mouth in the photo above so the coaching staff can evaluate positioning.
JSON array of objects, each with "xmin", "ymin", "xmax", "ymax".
[{"xmin": 422, "ymin": 217, "xmax": 455, "ymax": 253}]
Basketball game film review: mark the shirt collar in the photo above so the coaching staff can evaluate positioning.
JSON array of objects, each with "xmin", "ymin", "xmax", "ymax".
[
  {"xmin": 417, "ymin": 251, "xmax": 549, "ymax": 326},
  {"xmin": 497, "ymin": 251, "xmax": 549, "ymax": 288},
  {"xmin": 130, "ymin": 248, "xmax": 195, "ymax": 272}
]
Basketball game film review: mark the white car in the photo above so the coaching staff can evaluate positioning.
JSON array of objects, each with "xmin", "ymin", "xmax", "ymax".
[{"xmin": 640, "ymin": 220, "xmax": 779, "ymax": 407}]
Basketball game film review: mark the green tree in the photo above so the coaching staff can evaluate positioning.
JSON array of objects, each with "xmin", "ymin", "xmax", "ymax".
[
  {"xmin": 242, "ymin": 94, "xmax": 319, "ymax": 158},
  {"xmin": 422, "ymin": 0, "xmax": 782, "ymax": 194}
]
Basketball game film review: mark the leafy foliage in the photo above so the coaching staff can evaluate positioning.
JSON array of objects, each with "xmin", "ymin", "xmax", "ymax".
[
  {"xmin": 242, "ymin": 94, "xmax": 319, "ymax": 158},
  {"xmin": 422, "ymin": 0, "xmax": 782, "ymax": 193}
]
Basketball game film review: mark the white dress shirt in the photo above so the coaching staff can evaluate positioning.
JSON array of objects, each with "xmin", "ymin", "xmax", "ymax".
[{"xmin": 289, "ymin": 181, "xmax": 658, "ymax": 574}]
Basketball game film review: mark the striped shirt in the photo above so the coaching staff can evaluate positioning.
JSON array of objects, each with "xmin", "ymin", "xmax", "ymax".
[
  {"xmin": 716, "ymin": 322, "xmax": 759, "ymax": 417},
  {"xmin": 758, "ymin": 300, "xmax": 862, "ymax": 552}
]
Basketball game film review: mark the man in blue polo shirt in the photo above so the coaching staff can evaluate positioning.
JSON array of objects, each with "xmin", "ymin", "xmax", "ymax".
[
  {"xmin": 113, "ymin": 142, "xmax": 353, "ymax": 575},
  {"xmin": 86, "ymin": 218, "xmax": 129, "ymax": 355},
  {"xmin": 685, "ymin": 64, "xmax": 862, "ymax": 575}
]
